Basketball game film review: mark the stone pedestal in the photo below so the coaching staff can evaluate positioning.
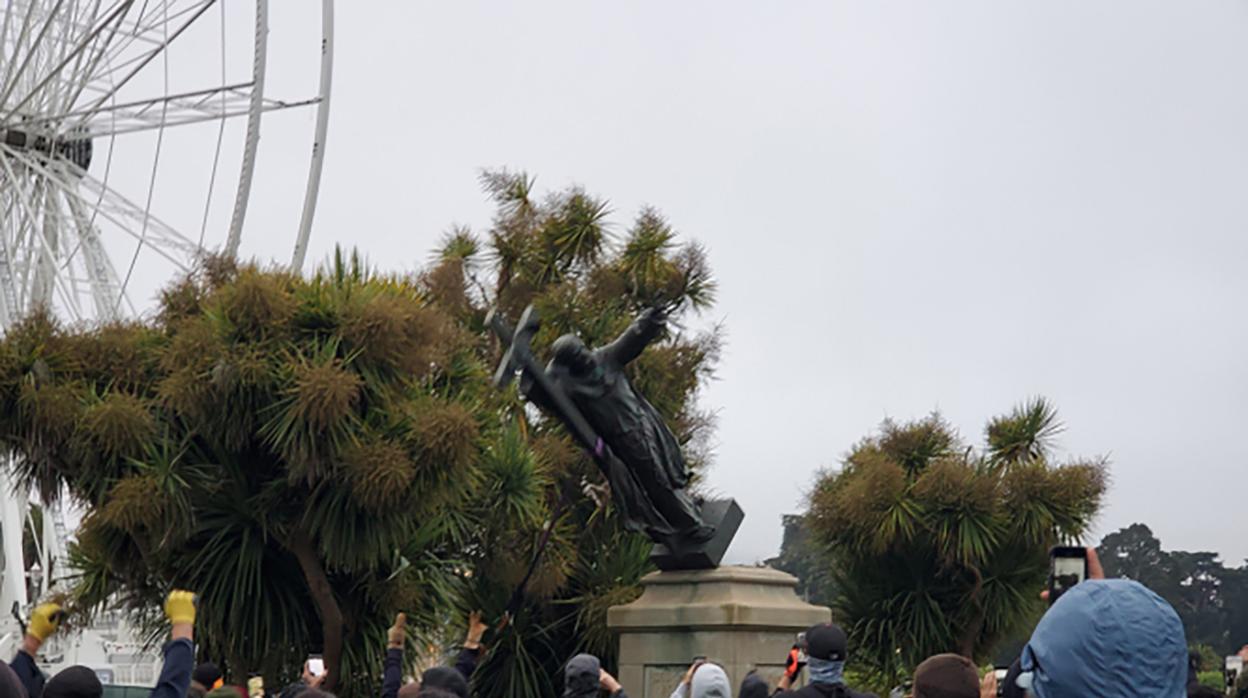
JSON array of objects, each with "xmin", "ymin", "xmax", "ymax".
[{"xmin": 607, "ymin": 566, "xmax": 831, "ymax": 697}]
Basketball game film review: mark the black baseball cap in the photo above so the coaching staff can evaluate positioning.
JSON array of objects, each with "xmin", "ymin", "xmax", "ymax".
[
  {"xmin": 804, "ymin": 623, "xmax": 848, "ymax": 661},
  {"xmin": 193, "ymin": 662, "xmax": 222, "ymax": 687}
]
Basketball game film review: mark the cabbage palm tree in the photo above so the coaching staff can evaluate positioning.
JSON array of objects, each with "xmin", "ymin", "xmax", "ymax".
[
  {"xmin": 805, "ymin": 399, "xmax": 1106, "ymax": 682},
  {"xmin": 0, "ymin": 252, "xmax": 539, "ymax": 694}
]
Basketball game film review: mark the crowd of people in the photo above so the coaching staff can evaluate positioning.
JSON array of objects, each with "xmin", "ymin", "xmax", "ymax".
[{"xmin": 0, "ymin": 548, "xmax": 1224, "ymax": 698}]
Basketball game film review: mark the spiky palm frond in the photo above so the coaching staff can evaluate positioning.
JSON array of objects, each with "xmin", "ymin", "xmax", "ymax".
[
  {"xmin": 260, "ymin": 342, "xmax": 363, "ymax": 480},
  {"xmin": 542, "ymin": 189, "xmax": 611, "ymax": 271},
  {"xmin": 877, "ymin": 414, "xmax": 958, "ymax": 477},
  {"xmin": 479, "ymin": 425, "xmax": 548, "ymax": 529},
  {"xmin": 439, "ymin": 227, "xmax": 481, "ymax": 265},
  {"xmin": 986, "ymin": 397, "xmax": 1063, "ymax": 465}
]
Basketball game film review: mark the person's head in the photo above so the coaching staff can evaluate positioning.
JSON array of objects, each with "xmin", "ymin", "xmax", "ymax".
[
  {"xmin": 688, "ymin": 662, "xmax": 730, "ymax": 698},
  {"xmin": 738, "ymin": 670, "xmax": 769, "ymax": 698},
  {"xmin": 43, "ymin": 666, "xmax": 103, "ymax": 698},
  {"xmin": 911, "ymin": 654, "xmax": 979, "ymax": 698},
  {"xmin": 193, "ymin": 662, "xmax": 224, "ymax": 690},
  {"xmin": 551, "ymin": 335, "xmax": 595, "ymax": 375},
  {"xmin": 803, "ymin": 623, "xmax": 848, "ymax": 686},
  {"xmin": 1020, "ymin": 579, "xmax": 1187, "ymax": 698},
  {"xmin": 420, "ymin": 667, "xmax": 469, "ymax": 698},
  {"xmin": 563, "ymin": 653, "xmax": 601, "ymax": 698},
  {"xmin": 0, "ymin": 661, "xmax": 27, "ymax": 698}
]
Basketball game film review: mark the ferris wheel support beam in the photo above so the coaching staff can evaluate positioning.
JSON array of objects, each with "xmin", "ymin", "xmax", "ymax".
[
  {"xmin": 225, "ymin": 0, "xmax": 267, "ymax": 256},
  {"xmin": 290, "ymin": 0, "xmax": 333, "ymax": 272}
]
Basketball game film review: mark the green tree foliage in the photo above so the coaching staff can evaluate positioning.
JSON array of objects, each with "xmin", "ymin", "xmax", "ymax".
[
  {"xmin": 803, "ymin": 399, "xmax": 1106, "ymax": 681},
  {"xmin": 432, "ymin": 170, "xmax": 720, "ymax": 698},
  {"xmin": 765, "ymin": 514, "xmax": 837, "ymax": 607},
  {"xmin": 0, "ymin": 256, "xmax": 504, "ymax": 694},
  {"xmin": 0, "ymin": 171, "xmax": 719, "ymax": 698},
  {"xmin": 1098, "ymin": 524, "xmax": 1248, "ymax": 654}
]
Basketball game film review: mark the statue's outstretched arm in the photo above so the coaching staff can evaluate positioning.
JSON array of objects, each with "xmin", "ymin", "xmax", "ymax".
[{"xmin": 601, "ymin": 307, "xmax": 665, "ymax": 367}]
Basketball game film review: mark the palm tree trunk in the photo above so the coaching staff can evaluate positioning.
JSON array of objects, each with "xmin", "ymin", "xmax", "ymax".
[
  {"xmin": 957, "ymin": 565, "xmax": 986, "ymax": 658},
  {"xmin": 289, "ymin": 526, "xmax": 344, "ymax": 691}
]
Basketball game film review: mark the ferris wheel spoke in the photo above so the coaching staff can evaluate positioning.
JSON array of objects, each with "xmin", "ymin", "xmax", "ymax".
[
  {"xmin": 0, "ymin": 0, "xmax": 136, "ymax": 125},
  {"xmin": 67, "ymin": 0, "xmax": 210, "ymax": 102},
  {"xmin": 71, "ymin": 0, "xmax": 216, "ymax": 123},
  {"xmin": 63, "ymin": 191, "xmax": 127, "ymax": 319},
  {"xmin": 0, "ymin": 168, "xmax": 77, "ymax": 312},
  {"xmin": 0, "ymin": 145, "xmax": 197, "ymax": 270},
  {"xmin": 0, "ymin": 0, "xmax": 69, "ymax": 113},
  {"xmin": 89, "ymin": 0, "xmax": 212, "ymax": 73},
  {"xmin": 7, "ymin": 0, "xmax": 162, "ymax": 52}
]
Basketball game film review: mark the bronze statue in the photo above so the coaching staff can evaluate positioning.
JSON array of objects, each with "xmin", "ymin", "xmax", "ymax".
[{"xmin": 489, "ymin": 305, "xmax": 735, "ymax": 564}]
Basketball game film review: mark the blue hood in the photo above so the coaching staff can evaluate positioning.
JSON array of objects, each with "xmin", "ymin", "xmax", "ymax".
[{"xmin": 1022, "ymin": 579, "xmax": 1187, "ymax": 698}]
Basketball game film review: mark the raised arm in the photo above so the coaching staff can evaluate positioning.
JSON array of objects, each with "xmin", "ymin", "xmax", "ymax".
[
  {"xmin": 380, "ymin": 613, "xmax": 406, "ymax": 698},
  {"xmin": 150, "ymin": 590, "xmax": 196, "ymax": 698},
  {"xmin": 11, "ymin": 602, "xmax": 63, "ymax": 698},
  {"xmin": 600, "ymin": 308, "xmax": 665, "ymax": 367}
]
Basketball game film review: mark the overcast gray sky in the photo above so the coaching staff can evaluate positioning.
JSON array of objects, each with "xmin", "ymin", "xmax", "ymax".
[{"xmin": 122, "ymin": 1, "xmax": 1248, "ymax": 566}]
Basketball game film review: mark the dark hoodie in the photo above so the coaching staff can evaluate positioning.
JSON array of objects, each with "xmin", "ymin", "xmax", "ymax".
[
  {"xmin": 420, "ymin": 667, "xmax": 469, "ymax": 698},
  {"xmin": 1, "ymin": 661, "xmax": 28, "ymax": 698},
  {"xmin": 564, "ymin": 654, "xmax": 628, "ymax": 698},
  {"xmin": 564, "ymin": 655, "xmax": 601, "ymax": 698},
  {"xmin": 738, "ymin": 674, "xmax": 768, "ymax": 698},
  {"xmin": 42, "ymin": 667, "xmax": 102, "ymax": 698},
  {"xmin": 739, "ymin": 672, "xmax": 769, "ymax": 698}
]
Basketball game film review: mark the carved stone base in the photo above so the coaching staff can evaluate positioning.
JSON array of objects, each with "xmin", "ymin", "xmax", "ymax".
[
  {"xmin": 650, "ymin": 498, "xmax": 744, "ymax": 571},
  {"xmin": 607, "ymin": 565, "xmax": 832, "ymax": 697}
]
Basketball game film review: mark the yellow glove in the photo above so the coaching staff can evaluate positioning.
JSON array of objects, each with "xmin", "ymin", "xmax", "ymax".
[
  {"xmin": 387, "ymin": 612, "xmax": 407, "ymax": 649},
  {"xmin": 28, "ymin": 603, "xmax": 65, "ymax": 642},
  {"xmin": 164, "ymin": 590, "xmax": 197, "ymax": 626}
]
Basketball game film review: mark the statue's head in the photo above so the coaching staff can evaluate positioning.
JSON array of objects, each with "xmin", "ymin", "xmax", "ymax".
[{"xmin": 551, "ymin": 334, "xmax": 595, "ymax": 375}]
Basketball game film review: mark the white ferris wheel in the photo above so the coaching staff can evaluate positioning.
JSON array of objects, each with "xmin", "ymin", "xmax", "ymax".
[
  {"xmin": 0, "ymin": 0, "xmax": 333, "ymax": 326},
  {"xmin": 0, "ymin": 0, "xmax": 334, "ymax": 631}
]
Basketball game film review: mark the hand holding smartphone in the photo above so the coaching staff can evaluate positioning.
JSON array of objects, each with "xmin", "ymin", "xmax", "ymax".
[{"xmin": 1048, "ymin": 547, "xmax": 1088, "ymax": 605}]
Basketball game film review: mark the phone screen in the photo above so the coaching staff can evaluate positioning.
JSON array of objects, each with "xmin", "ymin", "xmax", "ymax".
[
  {"xmin": 1050, "ymin": 552, "xmax": 1087, "ymax": 603},
  {"xmin": 1227, "ymin": 656, "xmax": 1244, "ymax": 674},
  {"xmin": 308, "ymin": 657, "xmax": 325, "ymax": 677},
  {"xmin": 993, "ymin": 668, "xmax": 1008, "ymax": 697},
  {"xmin": 796, "ymin": 632, "xmax": 808, "ymax": 665}
]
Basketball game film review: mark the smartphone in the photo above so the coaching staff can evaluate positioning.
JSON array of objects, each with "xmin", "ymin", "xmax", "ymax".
[
  {"xmin": 307, "ymin": 654, "xmax": 325, "ymax": 677},
  {"xmin": 993, "ymin": 667, "xmax": 1009, "ymax": 697},
  {"xmin": 246, "ymin": 676, "xmax": 264, "ymax": 697},
  {"xmin": 1049, "ymin": 547, "xmax": 1088, "ymax": 605},
  {"xmin": 795, "ymin": 632, "xmax": 808, "ymax": 666},
  {"xmin": 1227, "ymin": 656, "xmax": 1244, "ymax": 687}
]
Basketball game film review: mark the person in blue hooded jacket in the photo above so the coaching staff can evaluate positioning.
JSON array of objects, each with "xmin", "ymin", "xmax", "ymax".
[{"xmin": 1019, "ymin": 578, "xmax": 1187, "ymax": 698}]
